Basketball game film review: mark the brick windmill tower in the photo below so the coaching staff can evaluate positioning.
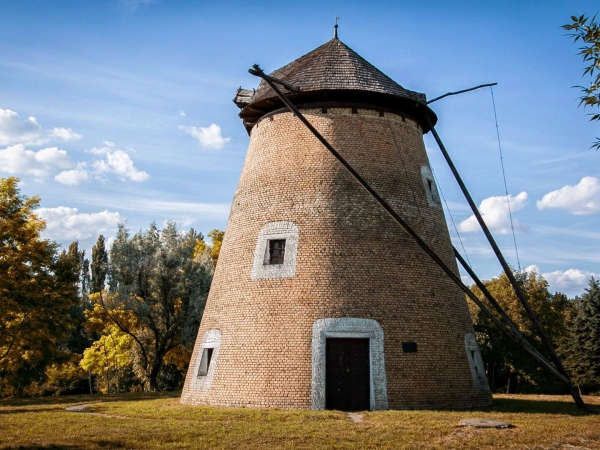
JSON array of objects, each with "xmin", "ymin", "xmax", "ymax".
[{"xmin": 181, "ymin": 28, "xmax": 492, "ymax": 410}]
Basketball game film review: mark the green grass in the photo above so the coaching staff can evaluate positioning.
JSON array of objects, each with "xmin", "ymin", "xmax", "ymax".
[{"xmin": 1, "ymin": 393, "xmax": 599, "ymax": 449}]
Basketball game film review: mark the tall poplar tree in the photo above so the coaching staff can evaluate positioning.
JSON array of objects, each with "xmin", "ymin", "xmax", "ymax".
[
  {"xmin": 91, "ymin": 234, "xmax": 109, "ymax": 293},
  {"xmin": 565, "ymin": 277, "xmax": 600, "ymax": 392}
]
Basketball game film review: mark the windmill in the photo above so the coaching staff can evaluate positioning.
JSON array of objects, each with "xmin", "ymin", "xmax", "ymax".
[{"xmin": 181, "ymin": 27, "xmax": 586, "ymax": 411}]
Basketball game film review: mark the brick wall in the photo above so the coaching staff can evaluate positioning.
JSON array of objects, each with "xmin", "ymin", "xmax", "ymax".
[{"xmin": 181, "ymin": 107, "xmax": 492, "ymax": 409}]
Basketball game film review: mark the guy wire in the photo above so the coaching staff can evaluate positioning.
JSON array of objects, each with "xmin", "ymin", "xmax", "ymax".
[
  {"xmin": 430, "ymin": 165, "xmax": 472, "ymax": 268},
  {"xmin": 490, "ymin": 86, "xmax": 521, "ymax": 270},
  {"xmin": 384, "ymin": 113, "xmax": 472, "ymax": 269}
]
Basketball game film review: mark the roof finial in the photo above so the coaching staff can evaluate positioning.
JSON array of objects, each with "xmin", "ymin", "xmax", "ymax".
[{"xmin": 334, "ymin": 16, "xmax": 340, "ymax": 39}]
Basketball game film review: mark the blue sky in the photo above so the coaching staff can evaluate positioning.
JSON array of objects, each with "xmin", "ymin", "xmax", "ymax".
[{"xmin": 1, "ymin": 0, "xmax": 598, "ymax": 296}]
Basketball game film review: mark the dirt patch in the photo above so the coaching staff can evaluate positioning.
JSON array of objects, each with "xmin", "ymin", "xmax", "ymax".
[
  {"xmin": 347, "ymin": 412, "xmax": 363, "ymax": 423},
  {"xmin": 65, "ymin": 403, "xmax": 129, "ymax": 419}
]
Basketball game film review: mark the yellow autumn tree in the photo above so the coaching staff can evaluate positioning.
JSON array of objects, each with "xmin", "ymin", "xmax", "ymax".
[
  {"xmin": 194, "ymin": 229, "xmax": 224, "ymax": 267},
  {"xmin": 0, "ymin": 177, "xmax": 79, "ymax": 397},
  {"xmin": 80, "ymin": 324, "xmax": 134, "ymax": 394}
]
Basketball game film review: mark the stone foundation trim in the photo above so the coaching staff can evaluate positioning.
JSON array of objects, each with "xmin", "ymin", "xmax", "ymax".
[
  {"xmin": 251, "ymin": 221, "xmax": 299, "ymax": 280},
  {"xmin": 311, "ymin": 318, "xmax": 388, "ymax": 411},
  {"xmin": 464, "ymin": 332, "xmax": 490, "ymax": 393},
  {"xmin": 190, "ymin": 329, "xmax": 222, "ymax": 390},
  {"xmin": 420, "ymin": 166, "xmax": 442, "ymax": 209}
]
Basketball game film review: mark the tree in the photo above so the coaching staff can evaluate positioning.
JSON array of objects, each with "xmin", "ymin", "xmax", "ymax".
[
  {"xmin": 0, "ymin": 177, "xmax": 80, "ymax": 396},
  {"xmin": 193, "ymin": 229, "xmax": 224, "ymax": 267},
  {"xmin": 80, "ymin": 323, "xmax": 134, "ymax": 394},
  {"xmin": 564, "ymin": 277, "xmax": 600, "ymax": 392},
  {"xmin": 61, "ymin": 241, "xmax": 92, "ymax": 355},
  {"xmin": 102, "ymin": 222, "xmax": 213, "ymax": 391},
  {"xmin": 470, "ymin": 269, "xmax": 570, "ymax": 393},
  {"xmin": 562, "ymin": 14, "xmax": 600, "ymax": 149},
  {"xmin": 91, "ymin": 235, "xmax": 109, "ymax": 294},
  {"xmin": 207, "ymin": 229, "xmax": 224, "ymax": 266}
]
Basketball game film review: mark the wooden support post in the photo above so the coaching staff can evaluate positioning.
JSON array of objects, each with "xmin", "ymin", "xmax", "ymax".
[{"xmin": 424, "ymin": 116, "xmax": 586, "ymax": 410}]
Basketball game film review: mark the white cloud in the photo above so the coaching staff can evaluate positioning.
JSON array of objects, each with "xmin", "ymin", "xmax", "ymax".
[
  {"xmin": 105, "ymin": 236, "xmax": 116, "ymax": 250},
  {"xmin": 179, "ymin": 123, "xmax": 231, "ymax": 149},
  {"xmin": 163, "ymin": 217, "xmax": 197, "ymax": 229},
  {"xmin": 461, "ymin": 275, "xmax": 474, "ymax": 286},
  {"xmin": 542, "ymin": 268, "xmax": 599, "ymax": 294},
  {"xmin": 55, "ymin": 167, "xmax": 89, "ymax": 185},
  {"xmin": 523, "ymin": 264, "xmax": 540, "ymax": 274},
  {"xmin": 79, "ymin": 194, "xmax": 231, "ymax": 219},
  {"xmin": 48, "ymin": 127, "xmax": 83, "ymax": 141},
  {"xmin": 0, "ymin": 144, "xmax": 71, "ymax": 178},
  {"xmin": 0, "ymin": 108, "xmax": 82, "ymax": 145},
  {"xmin": 87, "ymin": 144, "xmax": 149, "ymax": 182},
  {"xmin": 37, "ymin": 207, "xmax": 124, "ymax": 240},
  {"xmin": 120, "ymin": 0, "xmax": 155, "ymax": 10},
  {"xmin": 0, "ymin": 139, "xmax": 148, "ymax": 184},
  {"xmin": 537, "ymin": 177, "xmax": 600, "ymax": 215},
  {"xmin": 179, "ymin": 110, "xmax": 186, "ymax": 117},
  {"xmin": 458, "ymin": 192, "xmax": 528, "ymax": 234},
  {"xmin": 0, "ymin": 109, "xmax": 46, "ymax": 145}
]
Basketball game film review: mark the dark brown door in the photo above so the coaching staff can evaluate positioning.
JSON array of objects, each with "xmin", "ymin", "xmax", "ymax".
[{"xmin": 325, "ymin": 338, "xmax": 370, "ymax": 411}]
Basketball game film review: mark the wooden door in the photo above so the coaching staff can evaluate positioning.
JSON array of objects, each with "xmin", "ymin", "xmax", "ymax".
[{"xmin": 325, "ymin": 338, "xmax": 370, "ymax": 411}]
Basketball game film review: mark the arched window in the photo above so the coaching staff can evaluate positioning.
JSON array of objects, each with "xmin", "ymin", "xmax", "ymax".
[{"xmin": 464, "ymin": 333, "xmax": 490, "ymax": 393}]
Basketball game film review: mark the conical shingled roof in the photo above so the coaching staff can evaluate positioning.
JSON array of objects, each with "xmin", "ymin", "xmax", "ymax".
[
  {"xmin": 250, "ymin": 37, "xmax": 426, "ymax": 104},
  {"xmin": 236, "ymin": 35, "xmax": 437, "ymax": 133}
]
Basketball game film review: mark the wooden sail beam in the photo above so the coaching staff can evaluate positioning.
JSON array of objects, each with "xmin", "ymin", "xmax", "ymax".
[
  {"xmin": 427, "ymin": 83, "xmax": 497, "ymax": 104},
  {"xmin": 248, "ymin": 64, "xmax": 582, "ymax": 405},
  {"xmin": 423, "ymin": 116, "xmax": 586, "ymax": 410}
]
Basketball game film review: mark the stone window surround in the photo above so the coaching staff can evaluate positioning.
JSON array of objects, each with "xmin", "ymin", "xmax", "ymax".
[
  {"xmin": 251, "ymin": 221, "xmax": 299, "ymax": 280},
  {"xmin": 464, "ymin": 332, "xmax": 490, "ymax": 393},
  {"xmin": 421, "ymin": 166, "xmax": 442, "ymax": 209},
  {"xmin": 311, "ymin": 318, "xmax": 388, "ymax": 411},
  {"xmin": 191, "ymin": 329, "xmax": 222, "ymax": 390}
]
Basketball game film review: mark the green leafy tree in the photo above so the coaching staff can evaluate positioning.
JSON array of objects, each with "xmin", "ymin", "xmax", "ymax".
[
  {"xmin": 91, "ymin": 234, "xmax": 109, "ymax": 294},
  {"xmin": 564, "ymin": 277, "xmax": 600, "ymax": 392},
  {"xmin": 103, "ymin": 222, "xmax": 213, "ymax": 391},
  {"xmin": 563, "ymin": 14, "xmax": 600, "ymax": 149},
  {"xmin": 61, "ymin": 241, "xmax": 93, "ymax": 355},
  {"xmin": 35, "ymin": 242, "xmax": 95, "ymax": 397},
  {"xmin": 470, "ymin": 270, "xmax": 571, "ymax": 393},
  {"xmin": 0, "ymin": 177, "xmax": 80, "ymax": 396}
]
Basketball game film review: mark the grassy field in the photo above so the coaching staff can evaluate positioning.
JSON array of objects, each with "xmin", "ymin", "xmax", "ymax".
[{"xmin": 1, "ymin": 393, "xmax": 599, "ymax": 449}]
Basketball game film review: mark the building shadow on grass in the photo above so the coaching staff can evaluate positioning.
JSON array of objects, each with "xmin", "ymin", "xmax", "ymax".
[
  {"xmin": 4, "ymin": 443, "xmax": 124, "ymax": 449},
  {"xmin": 5, "ymin": 446, "xmax": 85, "ymax": 449},
  {"xmin": 471, "ymin": 396, "xmax": 597, "ymax": 416},
  {"xmin": 0, "ymin": 390, "xmax": 180, "ymax": 411}
]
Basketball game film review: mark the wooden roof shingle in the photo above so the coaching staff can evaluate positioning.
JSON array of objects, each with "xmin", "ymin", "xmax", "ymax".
[
  {"xmin": 249, "ymin": 37, "xmax": 426, "ymax": 105},
  {"xmin": 237, "ymin": 36, "xmax": 437, "ymax": 134}
]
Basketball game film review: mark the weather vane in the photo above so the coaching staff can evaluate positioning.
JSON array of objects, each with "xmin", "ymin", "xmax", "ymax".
[{"xmin": 334, "ymin": 16, "xmax": 340, "ymax": 38}]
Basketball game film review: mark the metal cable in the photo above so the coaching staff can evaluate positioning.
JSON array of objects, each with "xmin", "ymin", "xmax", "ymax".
[
  {"xmin": 490, "ymin": 86, "xmax": 521, "ymax": 270},
  {"xmin": 430, "ymin": 165, "xmax": 472, "ymax": 268}
]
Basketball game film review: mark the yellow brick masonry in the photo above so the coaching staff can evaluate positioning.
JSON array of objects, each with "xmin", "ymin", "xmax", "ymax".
[{"xmin": 181, "ymin": 107, "xmax": 493, "ymax": 409}]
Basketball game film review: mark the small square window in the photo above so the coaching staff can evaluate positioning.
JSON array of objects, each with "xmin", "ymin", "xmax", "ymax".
[
  {"xmin": 251, "ymin": 222, "xmax": 298, "ymax": 280},
  {"xmin": 197, "ymin": 347, "xmax": 214, "ymax": 377},
  {"xmin": 421, "ymin": 166, "xmax": 442, "ymax": 208},
  {"xmin": 268, "ymin": 239, "xmax": 286, "ymax": 265},
  {"xmin": 402, "ymin": 342, "xmax": 418, "ymax": 353}
]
